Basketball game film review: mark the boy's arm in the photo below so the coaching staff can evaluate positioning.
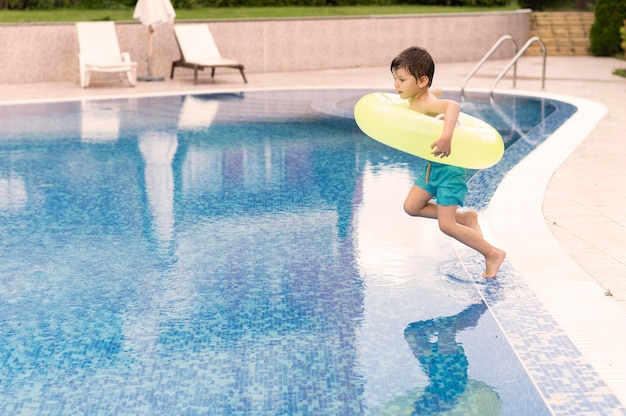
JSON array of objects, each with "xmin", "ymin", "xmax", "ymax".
[{"xmin": 431, "ymin": 99, "xmax": 460, "ymax": 158}]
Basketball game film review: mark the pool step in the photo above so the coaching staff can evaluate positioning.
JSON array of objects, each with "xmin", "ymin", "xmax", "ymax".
[{"xmin": 528, "ymin": 11, "xmax": 594, "ymax": 56}]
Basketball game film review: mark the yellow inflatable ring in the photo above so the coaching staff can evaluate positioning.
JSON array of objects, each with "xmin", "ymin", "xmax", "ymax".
[{"xmin": 354, "ymin": 92, "xmax": 504, "ymax": 169}]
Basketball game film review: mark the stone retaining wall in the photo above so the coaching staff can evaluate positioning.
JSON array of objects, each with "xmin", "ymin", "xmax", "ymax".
[{"xmin": 0, "ymin": 9, "xmax": 530, "ymax": 85}]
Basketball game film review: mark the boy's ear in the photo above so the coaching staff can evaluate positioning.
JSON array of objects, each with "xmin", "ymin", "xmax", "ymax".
[{"xmin": 417, "ymin": 75, "xmax": 430, "ymax": 88}]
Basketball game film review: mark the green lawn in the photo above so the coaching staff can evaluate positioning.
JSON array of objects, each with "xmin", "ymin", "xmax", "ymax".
[{"xmin": 0, "ymin": 5, "xmax": 520, "ymax": 24}]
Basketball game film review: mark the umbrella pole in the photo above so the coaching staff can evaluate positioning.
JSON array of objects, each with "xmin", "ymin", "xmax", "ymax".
[{"xmin": 138, "ymin": 26, "xmax": 165, "ymax": 82}]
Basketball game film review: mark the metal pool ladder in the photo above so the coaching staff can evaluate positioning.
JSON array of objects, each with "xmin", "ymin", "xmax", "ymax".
[{"xmin": 461, "ymin": 35, "xmax": 547, "ymax": 97}]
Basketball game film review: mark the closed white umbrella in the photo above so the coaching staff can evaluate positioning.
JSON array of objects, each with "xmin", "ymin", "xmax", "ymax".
[{"xmin": 133, "ymin": 0, "xmax": 176, "ymax": 81}]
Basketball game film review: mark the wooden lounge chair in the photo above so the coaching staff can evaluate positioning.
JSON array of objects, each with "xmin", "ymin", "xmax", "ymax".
[
  {"xmin": 76, "ymin": 22, "xmax": 137, "ymax": 88},
  {"xmin": 171, "ymin": 24, "xmax": 247, "ymax": 84}
]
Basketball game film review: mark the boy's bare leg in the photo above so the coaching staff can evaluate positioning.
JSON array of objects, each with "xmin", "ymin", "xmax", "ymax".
[
  {"xmin": 436, "ymin": 205, "xmax": 506, "ymax": 278},
  {"xmin": 404, "ymin": 185, "xmax": 505, "ymax": 277},
  {"xmin": 404, "ymin": 185, "xmax": 483, "ymax": 236},
  {"xmin": 456, "ymin": 209, "xmax": 483, "ymax": 237},
  {"xmin": 403, "ymin": 185, "xmax": 437, "ymax": 217}
]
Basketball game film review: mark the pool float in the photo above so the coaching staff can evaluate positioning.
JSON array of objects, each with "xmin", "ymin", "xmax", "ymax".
[{"xmin": 353, "ymin": 92, "xmax": 504, "ymax": 169}]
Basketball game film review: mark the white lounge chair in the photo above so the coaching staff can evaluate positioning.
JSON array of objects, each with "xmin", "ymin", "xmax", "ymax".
[
  {"xmin": 171, "ymin": 24, "xmax": 247, "ymax": 84},
  {"xmin": 76, "ymin": 22, "xmax": 138, "ymax": 88}
]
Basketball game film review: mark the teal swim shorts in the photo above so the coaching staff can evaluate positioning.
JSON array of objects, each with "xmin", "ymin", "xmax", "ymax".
[{"xmin": 415, "ymin": 161, "xmax": 467, "ymax": 206}]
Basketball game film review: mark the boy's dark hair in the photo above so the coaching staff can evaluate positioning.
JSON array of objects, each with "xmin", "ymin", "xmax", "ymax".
[{"xmin": 390, "ymin": 46, "xmax": 435, "ymax": 87}]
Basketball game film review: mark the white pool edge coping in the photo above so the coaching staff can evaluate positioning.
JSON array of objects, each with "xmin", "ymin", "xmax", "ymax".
[{"xmin": 483, "ymin": 89, "xmax": 626, "ymax": 407}]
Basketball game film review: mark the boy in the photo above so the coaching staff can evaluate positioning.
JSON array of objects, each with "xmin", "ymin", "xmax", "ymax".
[{"xmin": 391, "ymin": 46, "xmax": 506, "ymax": 278}]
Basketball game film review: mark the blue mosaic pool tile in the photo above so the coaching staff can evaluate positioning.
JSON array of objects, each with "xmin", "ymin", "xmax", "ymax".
[
  {"xmin": 0, "ymin": 89, "xmax": 623, "ymax": 415},
  {"xmin": 456, "ymin": 252, "xmax": 626, "ymax": 416}
]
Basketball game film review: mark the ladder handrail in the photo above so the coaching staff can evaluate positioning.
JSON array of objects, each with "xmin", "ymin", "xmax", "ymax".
[
  {"xmin": 490, "ymin": 36, "xmax": 547, "ymax": 95},
  {"xmin": 460, "ymin": 35, "xmax": 518, "ymax": 96}
]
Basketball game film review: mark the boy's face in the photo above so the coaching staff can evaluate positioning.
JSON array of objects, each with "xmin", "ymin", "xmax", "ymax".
[{"xmin": 393, "ymin": 67, "xmax": 429, "ymax": 100}]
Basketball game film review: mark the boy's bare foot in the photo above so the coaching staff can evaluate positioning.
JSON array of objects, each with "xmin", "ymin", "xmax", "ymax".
[
  {"xmin": 457, "ymin": 209, "xmax": 483, "ymax": 237},
  {"xmin": 482, "ymin": 249, "xmax": 506, "ymax": 278}
]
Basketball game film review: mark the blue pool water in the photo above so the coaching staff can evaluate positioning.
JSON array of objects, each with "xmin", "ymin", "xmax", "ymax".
[{"xmin": 0, "ymin": 89, "xmax": 583, "ymax": 415}]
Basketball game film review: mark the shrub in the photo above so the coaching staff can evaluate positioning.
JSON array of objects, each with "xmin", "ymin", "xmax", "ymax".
[
  {"xmin": 403, "ymin": 0, "xmax": 507, "ymax": 5},
  {"xmin": 590, "ymin": 0, "xmax": 626, "ymax": 56},
  {"xmin": 518, "ymin": 0, "xmax": 572, "ymax": 10},
  {"xmin": 621, "ymin": 21, "xmax": 626, "ymax": 53},
  {"xmin": 7, "ymin": 0, "xmax": 74, "ymax": 9}
]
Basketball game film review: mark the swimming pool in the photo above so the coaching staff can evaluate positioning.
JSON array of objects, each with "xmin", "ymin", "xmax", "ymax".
[{"xmin": 0, "ymin": 89, "xmax": 620, "ymax": 415}]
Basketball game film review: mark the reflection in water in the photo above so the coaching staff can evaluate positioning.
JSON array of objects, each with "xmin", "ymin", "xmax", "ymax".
[
  {"xmin": 81, "ymin": 100, "xmax": 121, "ymax": 143},
  {"xmin": 177, "ymin": 95, "xmax": 220, "ymax": 130},
  {"xmin": 375, "ymin": 302, "xmax": 502, "ymax": 415},
  {"xmin": 405, "ymin": 302, "xmax": 498, "ymax": 413},
  {"xmin": 139, "ymin": 131, "xmax": 178, "ymax": 248},
  {"xmin": 0, "ymin": 173, "xmax": 27, "ymax": 211},
  {"xmin": 0, "ymin": 90, "xmax": 561, "ymax": 415}
]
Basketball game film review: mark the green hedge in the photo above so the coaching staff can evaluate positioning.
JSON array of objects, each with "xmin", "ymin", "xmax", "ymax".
[
  {"xmin": 3, "ymin": 0, "xmax": 73, "ymax": 9},
  {"xmin": 194, "ymin": 0, "xmax": 508, "ymax": 6},
  {"xmin": 403, "ymin": 0, "xmax": 507, "ymax": 5},
  {"xmin": 590, "ymin": 0, "xmax": 626, "ymax": 56},
  {"xmin": 518, "ymin": 0, "xmax": 563, "ymax": 10},
  {"xmin": 518, "ymin": 0, "xmax": 594, "ymax": 10},
  {"xmin": 1, "ymin": 0, "xmax": 507, "ymax": 9}
]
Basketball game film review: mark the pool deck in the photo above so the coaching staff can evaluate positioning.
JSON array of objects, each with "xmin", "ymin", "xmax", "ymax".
[{"xmin": 1, "ymin": 55, "xmax": 625, "ymax": 410}]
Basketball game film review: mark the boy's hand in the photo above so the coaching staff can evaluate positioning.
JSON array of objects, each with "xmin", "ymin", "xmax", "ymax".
[{"xmin": 431, "ymin": 136, "xmax": 452, "ymax": 158}]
